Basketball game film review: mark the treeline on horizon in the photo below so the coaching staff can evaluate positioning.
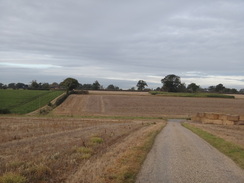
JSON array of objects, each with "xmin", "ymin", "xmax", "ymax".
[{"xmin": 0, "ymin": 74, "xmax": 244, "ymax": 94}]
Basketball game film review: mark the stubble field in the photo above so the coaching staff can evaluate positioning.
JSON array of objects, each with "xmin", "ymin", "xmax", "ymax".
[
  {"xmin": 53, "ymin": 93, "xmax": 244, "ymax": 118},
  {"xmin": 1, "ymin": 91, "xmax": 244, "ymax": 182},
  {"xmin": 0, "ymin": 116, "xmax": 165, "ymax": 182}
]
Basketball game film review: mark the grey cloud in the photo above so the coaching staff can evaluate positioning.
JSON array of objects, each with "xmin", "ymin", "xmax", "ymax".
[{"xmin": 0, "ymin": 0, "xmax": 244, "ymax": 89}]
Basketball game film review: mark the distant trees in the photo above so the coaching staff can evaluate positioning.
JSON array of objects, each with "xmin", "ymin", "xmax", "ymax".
[
  {"xmin": 215, "ymin": 84, "xmax": 225, "ymax": 93},
  {"xmin": 106, "ymin": 84, "xmax": 120, "ymax": 91},
  {"xmin": 136, "ymin": 80, "xmax": 148, "ymax": 91},
  {"xmin": 92, "ymin": 80, "xmax": 101, "ymax": 90},
  {"xmin": 240, "ymin": 89, "xmax": 244, "ymax": 94},
  {"xmin": 161, "ymin": 74, "xmax": 183, "ymax": 92},
  {"xmin": 0, "ymin": 83, "xmax": 6, "ymax": 89},
  {"xmin": 187, "ymin": 83, "xmax": 200, "ymax": 93},
  {"xmin": 0, "ymin": 75, "xmax": 242, "ymax": 94},
  {"xmin": 207, "ymin": 83, "xmax": 238, "ymax": 94},
  {"xmin": 60, "ymin": 78, "xmax": 79, "ymax": 93}
]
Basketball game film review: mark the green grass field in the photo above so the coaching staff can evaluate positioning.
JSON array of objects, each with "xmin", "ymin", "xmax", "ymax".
[
  {"xmin": 149, "ymin": 91, "xmax": 235, "ymax": 98},
  {"xmin": 0, "ymin": 90, "xmax": 64, "ymax": 114}
]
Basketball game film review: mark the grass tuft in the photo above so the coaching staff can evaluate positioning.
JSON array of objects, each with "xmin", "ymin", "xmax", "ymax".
[
  {"xmin": 182, "ymin": 123, "xmax": 244, "ymax": 169},
  {"xmin": 90, "ymin": 137, "xmax": 104, "ymax": 144},
  {"xmin": 0, "ymin": 173, "xmax": 27, "ymax": 183}
]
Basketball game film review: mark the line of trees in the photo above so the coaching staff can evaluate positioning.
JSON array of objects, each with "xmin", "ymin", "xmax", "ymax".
[
  {"xmin": 1, "ymin": 74, "xmax": 243, "ymax": 94},
  {"xmin": 0, "ymin": 79, "xmax": 121, "ymax": 91},
  {"xmin": 135, "ymin": 74, "xmax": 243, "ymax": 94}
]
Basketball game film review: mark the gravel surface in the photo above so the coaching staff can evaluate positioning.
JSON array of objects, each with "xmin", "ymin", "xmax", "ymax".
[{"xmin": 136, "ymin": 120, "xmax": 244, "ymax": 183}]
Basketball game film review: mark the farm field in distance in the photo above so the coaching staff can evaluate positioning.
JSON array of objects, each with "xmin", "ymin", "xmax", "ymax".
[
  {"xmin": 1, "ymin": 91, "xmax": 244, "ymax": 182},
  {"xmin": 0, "ymin": 90, "xmax": 64, "ymax": 114},
  {"xmin": 53, "ymin": 93, "xmax": 244, "ymax": 118}
]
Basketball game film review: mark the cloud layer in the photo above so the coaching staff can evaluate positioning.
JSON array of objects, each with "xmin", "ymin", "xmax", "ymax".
[{"xmin": 0, "ymin": 0, "xmax": 244, "ymax": 89}]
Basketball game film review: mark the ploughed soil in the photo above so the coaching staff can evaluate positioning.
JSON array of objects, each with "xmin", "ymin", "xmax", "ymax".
[
  {"xmin": 53, "ymin": 94, "xmax": 244, "ymax": 118},
  {"xmin": 187, "ymin": 122, "xmax": 244, "ymax": 148},
  {"xmin": 0, "ymin": 116, "xmax": 164, "ymax": 182}
]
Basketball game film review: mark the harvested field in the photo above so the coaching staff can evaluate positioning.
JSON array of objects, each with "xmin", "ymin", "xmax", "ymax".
[
  {"xmin": 53, "ymin": 94, "xmax": 244, "ymax": 117},
  {"xmin": 187, "ymin": 122, "xmax": 244, "ymax": 148},
  {"xmin": 0, "ymin": 116, "xmax": 165, "ymax": 182}
]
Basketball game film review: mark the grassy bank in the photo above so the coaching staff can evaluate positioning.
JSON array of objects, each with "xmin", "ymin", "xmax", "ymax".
[
  {"xmin": 0, "ymin": 90, "xmax": 64, "ymax": 114},
  {"xmin": 102, "ymin": 122, "xmax": 166, "ymax": 183},
  {"xmin": 150, "ymin": 91, "xmax": 235, "ymax": 98},
  {"xmin": 182, "ymin": 123, "xmax": 244, "ymax": 169}
]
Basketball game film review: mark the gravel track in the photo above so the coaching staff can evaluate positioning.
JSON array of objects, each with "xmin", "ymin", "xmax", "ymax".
[{"xmin": 136, "ymin": 120, "xmax": 244, "ymax": 183}]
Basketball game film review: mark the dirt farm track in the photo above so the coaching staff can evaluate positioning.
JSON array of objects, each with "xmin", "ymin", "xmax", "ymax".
[{"xmin": 53, "ymin": 93, "xmax": 244, "ymax": 117}]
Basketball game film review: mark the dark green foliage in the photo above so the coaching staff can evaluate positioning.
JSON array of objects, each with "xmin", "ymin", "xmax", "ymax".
[
  {"xmin": 161, "ymin": 74, "xmax": 182, "ymax": 92},
  {"xmin": 54, "ymin": 94, "xmax": 68, "ymax": 106},
  {"xmin": 92, "ymin": 80, "xmax": 101, "ymax": 90},
  {"xmin": 60, "ymin": 78, "xmax": 79, "ymax": 92},
  {"xmin": 136, "ymin": 80, "xmax": 148, "ymax": 91},
  {"xmin": 187, "ymin": 83, "xmax": 200, "ymax": 93},
  {"xmin": 0, "ymin": 108, "xmax": 11, "ymax": 114}
]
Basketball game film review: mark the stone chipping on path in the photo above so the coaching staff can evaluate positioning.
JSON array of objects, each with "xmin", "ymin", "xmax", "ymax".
[{"xmin": 136, "ymin": 120, "xmax": 244, "ymax": 183}]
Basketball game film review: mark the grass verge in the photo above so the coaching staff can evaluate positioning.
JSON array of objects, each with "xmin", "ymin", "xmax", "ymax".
[
  {"xmin": 182, "ymin": 123, "xmax": 244, "ymax": 169},
  {"xmin": 53, "ymin": 115, "xmax": 166, "ymax": 120},
  {"xmin": 150, "ymin": 91, "xmax": 235, "ymax": 98},
  {"xmin": 103, "ymin": 122, "xmax": 166, "ymax": 183}
]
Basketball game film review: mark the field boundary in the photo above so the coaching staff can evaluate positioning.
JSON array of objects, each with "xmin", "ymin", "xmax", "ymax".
[
  {"xmin": 182, "ymin": 123, "xmax": 244, "ymax": 169},
  {"xmin": 27, "ymin": 92, "xmax": 66, "ymax": 115}
]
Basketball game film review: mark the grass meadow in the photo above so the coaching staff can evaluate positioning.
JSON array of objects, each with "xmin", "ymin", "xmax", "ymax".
[{"xmin": 0, "ymin": 90, "xmax": 64, "ymax": 114}]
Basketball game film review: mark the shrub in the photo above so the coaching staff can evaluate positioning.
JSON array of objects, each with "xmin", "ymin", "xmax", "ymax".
[
  {"xmin": 0, "ymin": 108, "xmax": 11, "ymax": 114},
  {"xmin": 76, "ymin": 147, "xmax": 93, "ymax": 154},
  {"xmin": 0, "ymin": 173, "xmax": 27, "ymax": 183},
  {"xmin": 90, "ymin": 137, "xmax": 104, "ymax": 144},
  {"xmin": 22, "ymin": 163, "xmax": 52, "ymax": 182},
  {"xmin": 54, "ymin": 94, "xmax": 68, "ymax": 106}
]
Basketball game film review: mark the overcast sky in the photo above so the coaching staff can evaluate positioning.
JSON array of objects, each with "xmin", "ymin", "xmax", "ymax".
[{"xmin": 0, "ymin": 0, "xmax": 244, "ymax": 89}]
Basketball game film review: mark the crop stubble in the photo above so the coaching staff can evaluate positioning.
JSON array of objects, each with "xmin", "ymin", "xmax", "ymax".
[
  {"xmin": 0, "ymin": 116, "xmax": 163, "ymax": 182},
  {"xmin": 53, "ymin": 94, "xmax": 244, "ymax": 117},
  {"xmin": 1, "ymin": 93, "xmax": 244, "ymax": 182}
]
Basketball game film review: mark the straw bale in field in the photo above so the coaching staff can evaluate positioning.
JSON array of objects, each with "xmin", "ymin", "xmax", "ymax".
[
  {"xmin": 223, "ymin": 120, "xmax": 235, "ymax": 125},
  {"xmin": 197, "ymin": 112, "xmax": 205, "ymax": 118},
  {"xmin": 213, "ymin": 120, "xmax": 223, "ymax": 125},
  {"xmin": 227, "ymin": 115, "xmax": 239, "ymax": 122},
  {"xmin": 205, "ymin": 113, "xmax": 219, "ymax": 120},
  {"xmin": 218, "ymin": 114, "xmax": 228, "ymax": 121},
  {"xmin": 239, "ymin": 115, "xmax": 244, "ymax": 121},
  {"xmin": 202, "ymin": 119, "xmax": 214, "ymax": 124},
  {"xmin": 191, "ymin": 116, "xmax": 202, "ymax": 122}
]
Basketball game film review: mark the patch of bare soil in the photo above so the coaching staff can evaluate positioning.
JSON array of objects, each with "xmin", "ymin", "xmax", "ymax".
[
  {"xmin": 53, "ymin": 94, "xmax": 244, "ymax": 117},
  {"xmin": 0, "ymin": 116, "xmax": 164, "ymax": 182},
  {"xmin": 188, "ymin": 122, "xmax": 244, "ymax": 148}
]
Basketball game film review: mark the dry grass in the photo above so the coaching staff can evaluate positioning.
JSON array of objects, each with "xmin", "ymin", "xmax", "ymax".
[
  {"xmin": 0, "ymin": 116, "xmax": 164, "ymax": 182},
  {"xmin": 186, "ymin": 122, "xmax": 244, "ymax": 149},
  {"xmin": 66, "ymin": 121, "xmax": 166, "ymax": 183},
  {"xmin": 53, "ymin": 94, "xmax": 244, "ymax": 118}
]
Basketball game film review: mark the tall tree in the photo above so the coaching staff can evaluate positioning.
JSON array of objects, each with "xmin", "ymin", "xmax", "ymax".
[
  {"xmin": 161, "ymin": 74, "xmax": 181, "ymax": 92},
  {"xmin": 106, "ymin": 84, "xmax": 119, "ymax": 91},
  {"xmin": 215, "ymin": 83, "xmax": 225, "ymax": 93},
  {"xmin": 136, "ymin": 80, "xmax": 148, "ymax": 91},
  {"xmin": 187, "ymin": 83, "xmax": 200, "ymax": 93},
  {"xmin": 60, "ymin": 78, "xmax": 79, "ymax": 93},
  {"xmin": 92, "ymin": 80, "xmax": 101, "ymax": 90}
]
